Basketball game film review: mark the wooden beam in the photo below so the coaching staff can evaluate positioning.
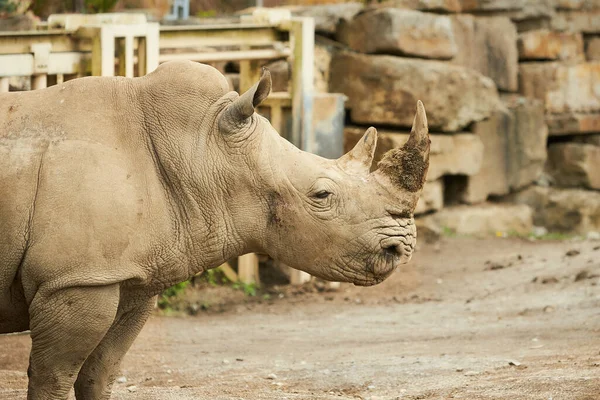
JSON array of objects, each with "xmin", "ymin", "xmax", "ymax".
[
  {"xmin": 159, "ymin": 25, "xmax": 287, "ymax": 50},
  {"xmin": 159, "ymin": 48, "xmax": 291, "ymax": 64},
  {"xmin": 0, "ymin": 23, "xmax": 285, "ymax": 57},
  {"xmin": 217, "ymin": 263, "xmax": 239, "ymax": 283},
  {"xmin": 0, "ymin": 30, "xmax": 87, "ymax": 55},
  {"xmin": 262, "ymin": 91, "xmax": 292, "ymax": 108},
  {"xmin": 0, "ymin": 52, "xmax": 88, "ymax": 77}
]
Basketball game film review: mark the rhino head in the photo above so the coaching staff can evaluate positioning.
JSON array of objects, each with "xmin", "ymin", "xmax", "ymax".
[{"xmin": 216, "ymin": 68, "xmax": 430, "ymax": 286}]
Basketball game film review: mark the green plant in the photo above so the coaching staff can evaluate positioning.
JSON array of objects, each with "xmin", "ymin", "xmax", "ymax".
[
  {"xmin": 232, "ymin": 281, "xmax": 258, "ymax": 297},
  {"xmin": 85, "ymin": 0, "xmax": 118, "ymax": 13},
  {"xmin": 0, "ymin": 0, "xmax": 17, "ymax": 15},
  {"xmin": 500, "ymin": 229, "xmax": 579, "ymax": 241},
  {"xmin": 196, "ymin": 268, "xmax": 229, "ymax": 286},
  {"xmin": 441, "ymin": 226, "xmax": 457, "ymax": 238},
  {"xmin": 196, "ymin": 9, "xmax": 216, "ymax": 18},
  {"xmin": 157, "ymin": 280, "xmax": 190, "ymax": 309}
]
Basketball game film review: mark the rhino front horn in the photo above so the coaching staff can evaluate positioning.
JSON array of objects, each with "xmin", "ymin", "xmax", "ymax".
[
  {"xmin": 374, "ymin": 100, "xmax": 430, "ymax": 193},
  {"xmin": 220, "ymin": 68, "xmax": 272, "ymax": 129},
  {"xmin": 337, "ymin": 126, "xmax": 378, "ymax": 176}
]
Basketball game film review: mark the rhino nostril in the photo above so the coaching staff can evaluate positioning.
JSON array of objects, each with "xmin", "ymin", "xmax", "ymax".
[{"xmin": 382, "ymin": 243, "xmax": 402, "ymax": 257}]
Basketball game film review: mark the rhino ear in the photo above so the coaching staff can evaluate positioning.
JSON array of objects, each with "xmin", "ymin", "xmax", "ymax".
[
  {"xmin": 337, "ymin": 127, "xmax": 378, "ymax": 176},
  {"xmin": 221, "ymin": 68, "xmax": 271, "ymax": 127}
]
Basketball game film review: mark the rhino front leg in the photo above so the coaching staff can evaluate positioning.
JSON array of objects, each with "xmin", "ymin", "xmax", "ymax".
[
  {"xmin": 74, "ymin": 292, "xmax": 155, "ymax": 399},
  {"xmin": 27, "ymin": 284, "xmax": 120, "ymax": 400}
]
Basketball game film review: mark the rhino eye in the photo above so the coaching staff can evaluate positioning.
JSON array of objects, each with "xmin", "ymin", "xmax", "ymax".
[{"xmin": 313, "ymin": 190, "xmax": 331, "ymax": 199}]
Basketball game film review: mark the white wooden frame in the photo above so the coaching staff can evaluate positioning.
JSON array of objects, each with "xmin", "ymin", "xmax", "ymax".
[{"xmin": 0, "ymin": 12, "xmax": 315, "ymax": 285}]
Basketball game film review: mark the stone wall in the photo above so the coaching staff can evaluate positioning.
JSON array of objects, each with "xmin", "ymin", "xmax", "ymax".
[{"xmin": 279, "ymin": 0, "xmax": 600, "ymax": 235}]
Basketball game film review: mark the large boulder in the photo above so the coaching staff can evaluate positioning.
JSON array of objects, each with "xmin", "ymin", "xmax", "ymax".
[
  {"xmin": 313, "ymin": 37, "xmax": 340, "ymax": 93},
  {"xmin": 337, "ymin": 8, "xmax": 457, "ymax": 60},
  {"xmin": 519, "ymin": 62, "xmax": 600, "ymax": 114},
  {"xmin": 368, "ymin": 0, "xmax": 554, "ymax": 19},
  {"xmin": 546, "ymin": 113, "xmax": 600, "ymax": 135},
  {"xmin": 459, "ymin": 0, "xmax": 555, "ymax": 21},
  {"xmin": 573, "ymin": 133, "xmax": 600, "ymax": 146},
  {"xmin": 555, "ymin": 0, "xmax": 600, "ymax": 10},
  {"xmin": 264, "ymin": 60, "xmax": 290, "ymax": 93},
  {"xmin": 503, "ymin": 95, "xmax": 549, "ymax": 190},
  {"xmin": 344, "ymin": 127, "xmax": 484, "ymax": 180},
  {"xmin": 451, "ymin": 15, "xmax": 518, "ymax": 91},
  {"xmin": 425, "ymin": 203, "xmax": 533, "ymax": 236},
  {"xmin": 586, "ymin": 36, "xmax": 600, "ymax": 61},
  {"xmin": 330, "ymin": 52, "xmax": 499, "ymax": 132},
  {"xmin": 510, "ymin": 186, "xmax": 600, "ymax": 233},
  {"xmin": 415, "ymin": 179, "xmax": 444, "ymax": 215},
  {"xmin": 289, "ymin": 3, "xmax": 363, "ymax": 36},
  {"xmin": 518, "ymin": 30, "xmax": 584, "ymax": 62},
  {"xmin": 461, "ymin": 96, "xmax": 548, "ymax": 203},
  {"xmin": 461, "ymin": 107, "xmax": 512, "ymax": 203},
  {"xmin": 370, "ymin": 0, "xmax": 461, "ymax": 13},
  {"xmin": 551, "ymin": 11, "xmax": 600, "ymax": 33},
  {"xmin": 263, "ymin": 36, "xmax": 342, "ymax": 94},
  {"xmin": 546, "ymin": 143, "xmax": 600, "ymax": 190}
]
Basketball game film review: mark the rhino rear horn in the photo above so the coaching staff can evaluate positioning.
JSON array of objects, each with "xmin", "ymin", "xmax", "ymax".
[
  {"xmin": 337, "ymin": 127, "xmax": 378, "ymax": 176},
  {"xmin": 221, "ymin": 68, "xmax": 272, "ymax": 126},
  {"xmin": 374, "ymin": 100, "xmax": 430, "ymax": 193}
]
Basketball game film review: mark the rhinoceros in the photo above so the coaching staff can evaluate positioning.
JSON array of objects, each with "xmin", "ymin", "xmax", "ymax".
[{"xmin": 0, "ymin": 60, "xmax": 430, "ymax": 399}]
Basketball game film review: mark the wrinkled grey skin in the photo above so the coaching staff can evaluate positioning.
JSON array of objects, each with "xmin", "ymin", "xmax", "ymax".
[{"xmin": 0, "ymin": 61, "xmax": 430, "ymax": 399}]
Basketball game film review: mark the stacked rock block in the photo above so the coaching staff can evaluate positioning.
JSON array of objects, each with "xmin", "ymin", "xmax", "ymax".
[
  {"xmin": 512, "ymin": 0, "xmax": 600, "ymax": 234},
  {"xmin": 282, "ymin": 0, "xmax": 600, "ymax": 235}
]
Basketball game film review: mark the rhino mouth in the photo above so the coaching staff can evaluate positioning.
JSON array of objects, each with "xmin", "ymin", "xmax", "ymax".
[
  {"xmin": 381, "ymin": 235, "xmax": 413, "ymax": 262},
  {"xmin": 359, "ymin": 235, "xmax": 414, "ymax": 285}
]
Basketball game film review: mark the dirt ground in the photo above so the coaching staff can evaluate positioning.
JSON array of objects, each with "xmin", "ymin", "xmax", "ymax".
[{"xmin": 1, "ymin": 237, "xmax": 599, "ymax": 400}]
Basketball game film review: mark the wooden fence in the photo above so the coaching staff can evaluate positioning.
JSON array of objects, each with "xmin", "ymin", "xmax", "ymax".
[{"xmin": 0, "ymin": 10, "xmax": 326, "ymax": 286}]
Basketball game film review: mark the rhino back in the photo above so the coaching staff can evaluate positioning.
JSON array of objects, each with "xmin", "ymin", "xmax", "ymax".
[{"xmin": 0, "ymin": 77, "xmax": 175, "ymax": 303}]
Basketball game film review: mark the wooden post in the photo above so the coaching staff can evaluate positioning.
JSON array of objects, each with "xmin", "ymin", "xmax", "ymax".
[
  {"xmin": 238, "ymin": 43, "xmax": 264, "ymax": 286},
  {"xmin": 238, "ymin": 253, "xmax": 260, "ymax": 286},
  {"xmin": 270, "ymin": 104, "xmax": 283, "ymax": 133},
  {"xmin": 116, "ymin": 37, "xmax": 126, "ymax": 77},
  {"xmin": 118, "ymin": 34, "xmax": 135, "ymax": 78},
  {"xmin": 31, "ymin": 75, "xmax": 47, "ymax": 90},
  {"xmin": 289, "ymin": 17, "xmax": 314, "ymax": 285},
  {"xmin": 91, "ymin": 27, "xmax": 115, "ymax": 77},
  {"xmin": 88, "ymin": 23, "xmax": 158, "ymax": 78},
  {"xmin": 31, "ymin": 43, "xmax": 51, "ymax": 90},
  {"xmin": 101, "ymin": 27, "xmax": 115, "ymax": 77},
  {"xmin": 0, "ymin": 77, "xmax": 8, "ymax": 93},
  {"xmin": 239, "ymin": 52, "xmax": 262, "ymax": 93},
  {"xmin": 290, "ymin": 17, "xmax": 315, "ymax": 153},
  {"xmin": 137, "ymin": 37, "xmax": 147, "ymax": 76},
  {"xmin": 144, "ymin": 24, "xmax": 159, "ymax": 74}
]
